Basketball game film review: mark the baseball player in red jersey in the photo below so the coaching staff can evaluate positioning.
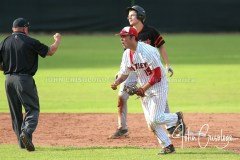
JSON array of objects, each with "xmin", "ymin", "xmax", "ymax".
[
  {"xmin": 111, "ymin": 26, "xmax": 186, "ymax": 154},
  {"xmin": 109, "ymin": 5, "xmax": 179, "ymax": 139}
]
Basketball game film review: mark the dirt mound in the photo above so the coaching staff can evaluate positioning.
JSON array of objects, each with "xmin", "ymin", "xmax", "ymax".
[{"xmin": 0, "ymin": 113, "xmax": 239, "ymax": 153}]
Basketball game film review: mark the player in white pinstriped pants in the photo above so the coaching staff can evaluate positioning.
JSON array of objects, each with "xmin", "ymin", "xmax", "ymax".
[
  {"xmin": 111, "ymin": 26, "xmax": 186, "ymax": 154},
  {"xmin": 109, "ymin": 5, "xmax": 175, "ymax": 139}
]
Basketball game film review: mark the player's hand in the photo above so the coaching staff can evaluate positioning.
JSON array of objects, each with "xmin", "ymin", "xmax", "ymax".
[
  {"xmin": 136, "ymin": 87, "xmax": 145, "ymax": 97},
  {"xmin": 53, "ymin": 33, "xmax": 61, "ymax": 42},
  {"xmin": 111, "ymin": 83, "xmax": 118, "ymax": 90},
  {"xmin": 166, "ymin": 65, "xmax": 174, "ymax": 77}
]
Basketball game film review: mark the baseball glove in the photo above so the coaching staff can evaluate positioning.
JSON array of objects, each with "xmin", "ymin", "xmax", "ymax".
[{"xmin": 123, "ymin": 85, "xmax": 145, "ymax": 97}]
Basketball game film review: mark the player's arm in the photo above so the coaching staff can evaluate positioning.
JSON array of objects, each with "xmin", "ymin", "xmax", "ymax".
[
  {"xmin": 159, "ymin": 45, "xmax": 173, "ymax": 77},
  {"xmin": 47, "ymin": 33, "xmax": 61, "ymax": 56},
  {"xmin": 111, "ymin": 74, "xmax": 129, "ymax": 90},
  {"xmin": 143, "ymin": 67, "xmax": 161, "ymax": 90},
  {"xmin": 159, "ymin": 45, "xmax": 170, "ymax": 67},
  {"xmin": 136, "ymin": 50, "xmax": 162, "ymax": 96},
  {"xmin": 111, "ymin": 50, "xmax": 130, "ymax": 90},
  {"xmin": 137, "ymin": 67, "xmax": 161, "ymax": 97},
  {"xmin": 153, "ymin": 28, "xmax": 173, "ymax": 77}
]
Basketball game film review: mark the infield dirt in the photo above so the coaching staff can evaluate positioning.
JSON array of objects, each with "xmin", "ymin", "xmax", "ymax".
[{"xmin": 0, "ymin": 113, "xmax": 239, "ymax": 153}]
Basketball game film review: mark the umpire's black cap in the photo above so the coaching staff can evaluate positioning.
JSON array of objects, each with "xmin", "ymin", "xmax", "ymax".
[{"xmin": 12, "ymin": 18, "xmax": 30, "ymax": 28}]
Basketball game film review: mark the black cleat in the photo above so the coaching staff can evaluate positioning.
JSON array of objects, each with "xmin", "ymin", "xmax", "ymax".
[
  {"xmin": 176, "ymin": 112, "xmax": 186, "ymax": 136},
  {"xmin": 167, "ymin": 126, "xmax": 176, "ymax": 135},
  {"xmin": 19, "ymin": 140, "xmax": 26, "ymax": 149},
  {"xmin": 108, "ymin": 128, "xmax": 128, "ymax": 139},
  {"xmin": 20, "ymin": 131, "xmax": 35, "ymax": 152},
  {"xmin": 167, "ymin": 126, "xmax": 179, "ymax": 138},
  {"xmin": 158, "ymin": 144, "xmax": 175, "ymax": 155}
]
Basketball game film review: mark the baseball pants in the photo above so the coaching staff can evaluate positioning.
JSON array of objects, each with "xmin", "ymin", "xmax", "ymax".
[
  {"xmin": 140, "ymin": 79, "xmax": 178, "ymax": 147},
  {"xmin": 117, "ymin": 72, "xmax": 173, "ymax": 130},
  {"xmin": 5, "ymin": 74, "xmax": 40, "ymax": 147}
]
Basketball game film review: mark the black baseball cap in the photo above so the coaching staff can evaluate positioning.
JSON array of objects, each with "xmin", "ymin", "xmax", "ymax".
[{"xmin": 12, "ymin": 18, "xmax": 30, "ymax": 28}]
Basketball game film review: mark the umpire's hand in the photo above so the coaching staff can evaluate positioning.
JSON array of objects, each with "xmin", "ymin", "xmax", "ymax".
[{"xmin": 54, "ymin": 33, "xmax": 61, "ymax": 42}]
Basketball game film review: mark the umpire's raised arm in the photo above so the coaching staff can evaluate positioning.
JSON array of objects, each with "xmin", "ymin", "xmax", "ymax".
[{"xmin": 47, "ymin": 33, "xmax": 61, "ymax": 56}]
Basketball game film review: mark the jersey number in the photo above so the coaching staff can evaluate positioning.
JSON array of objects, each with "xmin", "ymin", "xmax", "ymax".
[{"xmin": 144, "ymin": 67, "xmax": 152, "ymax": 76}]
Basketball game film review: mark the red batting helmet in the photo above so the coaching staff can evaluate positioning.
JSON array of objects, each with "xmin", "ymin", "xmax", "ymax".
[{"xmin": 118, "ymin": 26, "xmax": 138, "ymax": 39}]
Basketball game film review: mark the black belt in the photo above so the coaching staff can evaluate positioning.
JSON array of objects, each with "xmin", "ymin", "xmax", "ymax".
[{"xmin": 6, "ymin": 73, "xmax": 32, "ymax": 76}]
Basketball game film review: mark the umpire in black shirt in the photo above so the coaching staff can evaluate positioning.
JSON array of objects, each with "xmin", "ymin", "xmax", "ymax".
[{"xmin": 0, "ymin": 18, "xmax": 61, "ymax": 151}]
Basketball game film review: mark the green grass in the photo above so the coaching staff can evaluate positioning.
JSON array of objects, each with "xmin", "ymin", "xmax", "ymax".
[
  {"xmin": 0, "ymin": 145, "xmax": 239, "ymax": 160},
  {"xmin": 0, "ymin": 34, "xmax": 239, "ymax": 158},
  {"xmin": 0, "ymin": 34, "xmax": 239, "ymax": 113},
  {"xmin": 0, "ymin": 65, "xmax": 239, "ymax": 113}
]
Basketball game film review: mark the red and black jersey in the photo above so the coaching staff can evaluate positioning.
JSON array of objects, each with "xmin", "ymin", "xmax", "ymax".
[{"xmin": 138, "ymin": 25, "xmax": 165, "ymax": 48}]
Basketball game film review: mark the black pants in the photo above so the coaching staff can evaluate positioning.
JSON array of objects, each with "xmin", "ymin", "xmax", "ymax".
[{"xmin": 5, "ymin": 74, "xmax": 39, "ymax": 147}]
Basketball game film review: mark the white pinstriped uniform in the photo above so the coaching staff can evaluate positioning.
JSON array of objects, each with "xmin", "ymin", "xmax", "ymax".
[
  {"xmin": 117, "ymin": 49, "xmax": 171, "ymax": 130},
  {"xmin": 119, "ymin": 42, "xmax": 178, "ymax": 147}
]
